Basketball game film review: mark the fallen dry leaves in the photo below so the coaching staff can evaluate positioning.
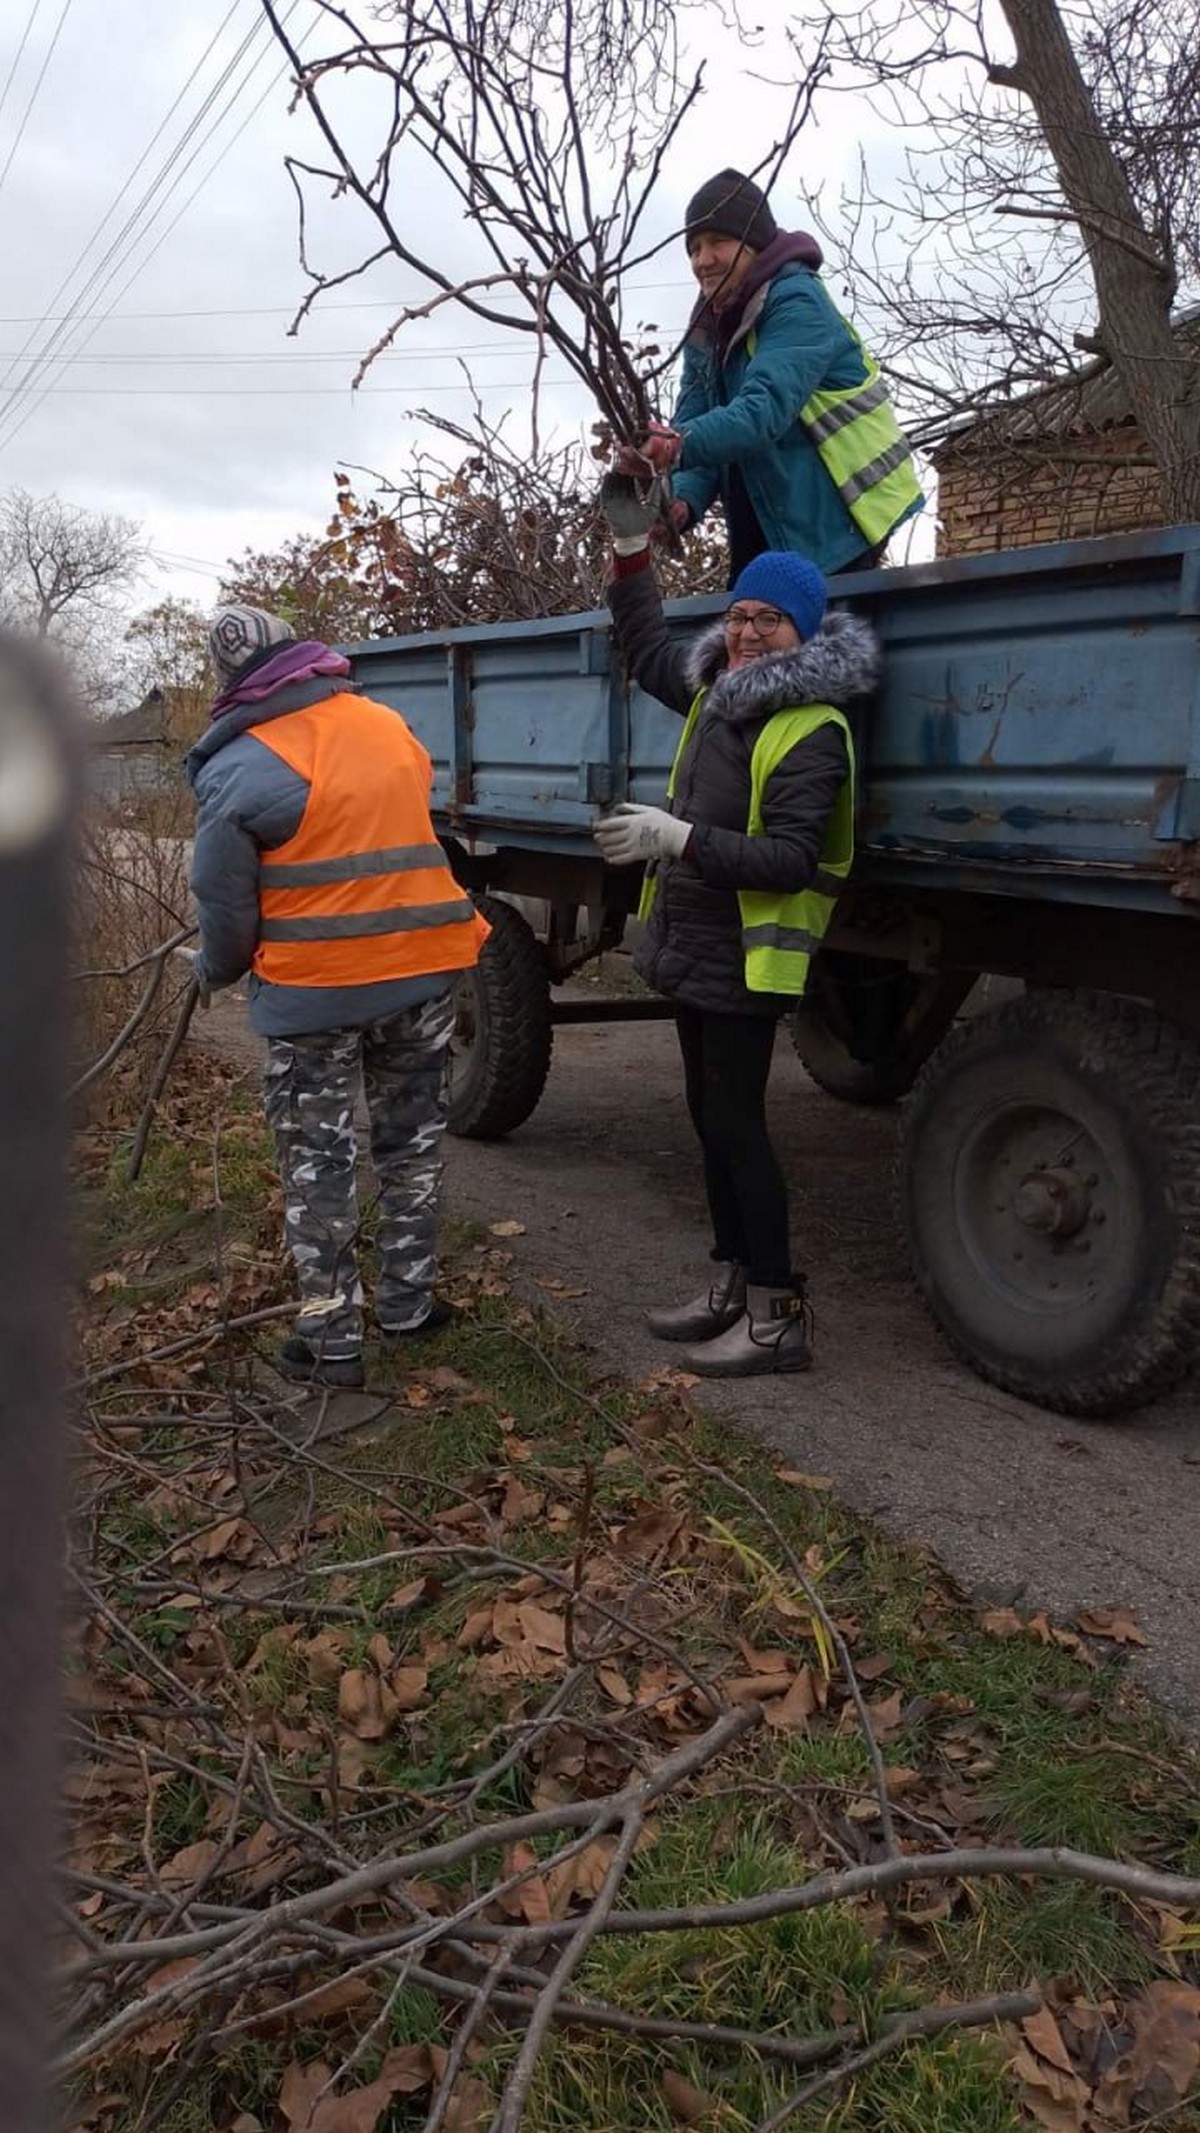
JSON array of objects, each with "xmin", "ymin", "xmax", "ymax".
[
  {"xmin": 661, "ymin": 2067, "xmax": 718, "ymax": 2123},
  {"xmin": 1074, "ymin": 1606, "xmax": 1150, "ymax": 1649},
  {"xmin": 66, "ymin": 1105, "xmax": 1200, "ymax": 2133},
  {"xmin": 1009, "ymin": 1982, "xmax": 1200, "ymax": 2129},
  {"xmin": 278, "ymin": 2043, "xmax": 488, "ymax": 2133}
]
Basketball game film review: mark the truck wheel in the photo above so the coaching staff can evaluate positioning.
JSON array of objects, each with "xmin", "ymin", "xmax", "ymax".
[
  {"xmin": 791, "ymin": 992, "xmax": 921, "ymax": 1103},
  {"xmin": 899, "ymin": 990, "xmax": 1200, "ymax": 1417},
  {"xmin": 791, "ymin": 954, "xmax": 962, "ymax": 1106},
  {"xmin": 448, "ymin": 895, "xmax": 552, "ymax": 1139}
]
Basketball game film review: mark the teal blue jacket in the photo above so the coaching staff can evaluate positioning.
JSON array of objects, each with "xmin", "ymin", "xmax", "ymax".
[{"xmin": 671, "ymin": 264, "xmax": 921, "ymax": 572}]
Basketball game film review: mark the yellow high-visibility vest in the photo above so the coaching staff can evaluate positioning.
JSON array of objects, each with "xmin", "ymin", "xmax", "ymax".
[
  {"xmin": 746, "ymin": 314, "xmax": 921, "ymax": 550},
  {"xmin": 639, "ymin": 692, "xmax": 855, "ymax": 996}
]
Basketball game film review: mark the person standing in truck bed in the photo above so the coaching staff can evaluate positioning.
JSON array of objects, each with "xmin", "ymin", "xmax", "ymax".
[{"xmin": 616, "ymin": 167, "xmax": 923, "ymax": 580}]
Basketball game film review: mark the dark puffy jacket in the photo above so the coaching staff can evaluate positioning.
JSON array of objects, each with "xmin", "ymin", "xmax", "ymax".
[{"xmin": 609, "ymin": 566, "xmax": 879, "ymax": 1015}]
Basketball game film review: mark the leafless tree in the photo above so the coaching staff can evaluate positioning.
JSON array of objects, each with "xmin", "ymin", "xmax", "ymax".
[
  {"xmin": 0, "ymin": 488, "xmax": 149, "ymax": 713},
  {"xmin": 789, "ymin": 0, "xmax": 1200, "ymax": 516},
  {"xmin": 0, "ymin": 488, "xmax": 146, "ymax": 640},
  {"xmin": 257, "ymin": 0, "xmax": 828, "ymax": 449}
]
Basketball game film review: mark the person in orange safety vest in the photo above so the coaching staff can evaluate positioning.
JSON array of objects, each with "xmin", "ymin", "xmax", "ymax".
[{"xmin": 186, "ymin": 605, "xmax": 488, "ymax": 1389}]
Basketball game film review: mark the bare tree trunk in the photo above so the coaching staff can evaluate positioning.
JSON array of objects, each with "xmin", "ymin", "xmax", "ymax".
[{"xmin": 998, "ymin": 0, "xmax": 1200, "ymax": 520}]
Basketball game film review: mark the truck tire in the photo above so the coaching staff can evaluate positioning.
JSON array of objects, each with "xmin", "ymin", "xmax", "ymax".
[
  {"xmin": 791, "ymin": 955, "xmax": 962, "ymax": 1106},
  {"xmin": 898, "ymin": 989, "xmax": 1200, "ymax": 1418},
  {"xmin": 790, "ymin": 997, "xmax": 922, "ymax": 1104},
  {"xmin": 447, "ymin": 895, "xmax": 552, "ymax": 1140}
]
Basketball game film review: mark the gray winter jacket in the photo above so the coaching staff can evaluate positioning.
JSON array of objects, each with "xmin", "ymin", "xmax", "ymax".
[
  {"xmin": 608, "ymin": 565, "xmax": 879, "ymax": 1015},
  {"xmin": 186, "ymin": 676, "xmax": 451, "ymax": 1038}
]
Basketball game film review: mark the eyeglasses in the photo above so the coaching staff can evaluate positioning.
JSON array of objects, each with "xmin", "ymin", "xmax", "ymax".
[{"xmin": 725, "ymin": 605, "xmax": 787, "ymax": 638}]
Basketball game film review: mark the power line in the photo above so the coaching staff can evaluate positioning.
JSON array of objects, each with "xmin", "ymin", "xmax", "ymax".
[
  {"xmin": 12, "ymin": 43, "xmax": 305, "ymax": 428},
  {"xmin": 0, "ymin": 0, "xmax": 244, "ymax": 399},
  {"xmin": 0, "ymin": 279, "xmax": 698, "ymax": 326},
  {"xmin": 0, "ymin": 343, "xmax": 579, "ymax": 364},
  {"xmin": 10, "ymin": 379, "xmax": 565, "ymax": 395},
  {"xmin": 0, "ymin": 0, "xmax": 74, "ymax": 212},
  {"xmin": 0, "ymin": 0, "xmax": 45, "ymax": 139},
  {"xmin": 0, "ymin": 3, "xmax": 269, "ymax": 428},
  {"xmin": 149, "ymin": 549, "xmax": 228, "ymax": 578},
  {"xmin": 0, "ymin": 5, "xmax": 307, "ymax": 452}
]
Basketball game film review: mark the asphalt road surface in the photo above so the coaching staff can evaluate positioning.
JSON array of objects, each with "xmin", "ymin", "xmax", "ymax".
[{"xmin": 201, "ymin": 991, "xmax": 1200, "ymax": 1729}]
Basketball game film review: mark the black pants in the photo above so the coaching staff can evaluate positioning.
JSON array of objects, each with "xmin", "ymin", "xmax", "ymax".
[
  {"xmin": 674, "ymin": 1005, "xmax": 792, "ymax": 1287},
  {"xmin": 722, "ymin": 470, "xmax": 885, "ymax": 582}
]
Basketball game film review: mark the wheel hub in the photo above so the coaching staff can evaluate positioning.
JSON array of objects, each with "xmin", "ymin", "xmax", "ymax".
[
  {"xmin": 951, "ymin": 1103, "xmax": 1114, "ymax": 1312},
  {"xmin": 1012, "ymin": 1165, "xmax": 1090, "ymax": 1238}
]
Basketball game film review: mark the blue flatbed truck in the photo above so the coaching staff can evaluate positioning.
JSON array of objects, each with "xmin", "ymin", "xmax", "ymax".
[{"xmin": 349, "ymin": 524, "xmax": 1200, "ymax": 1419}]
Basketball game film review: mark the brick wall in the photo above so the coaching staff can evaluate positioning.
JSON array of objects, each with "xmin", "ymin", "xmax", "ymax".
[{"xmin": 934, "ymin": 425, "xmax": 1166, "ymax": 556}]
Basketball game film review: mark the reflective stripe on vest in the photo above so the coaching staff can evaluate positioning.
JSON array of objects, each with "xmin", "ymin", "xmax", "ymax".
[
  {"xmin": 250, "ymin": 693, "xmax": 489, "ymax": 988},
  {"xmin": 639, "ymin": 692, "xmax": 855, "ymax": 998},
  {"xmin": 746, "ymin": 310, "xmax": 922, "ymax": 549}
]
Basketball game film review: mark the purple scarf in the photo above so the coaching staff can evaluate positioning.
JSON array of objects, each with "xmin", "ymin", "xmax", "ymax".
[
  {"xmin": 210, "ymin": 639, "xmax": 352, "ymax": 721},
  {"xmin": 689, "ymin": 230, "xmax": 824, "ymax": 355}
]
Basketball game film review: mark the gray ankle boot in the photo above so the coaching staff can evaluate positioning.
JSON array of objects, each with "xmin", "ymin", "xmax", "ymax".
[
  {"xmin": 683, "ymin": 1281, "xmax": 813, "ymax": 1377},
  {"xmin": 645, "ymin": 1262, "xmax": 747, "ymax": 1343}
]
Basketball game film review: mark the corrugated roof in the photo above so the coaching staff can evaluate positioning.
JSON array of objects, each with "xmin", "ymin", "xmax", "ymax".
[
  {"xmin": 92, "ymin": 686, "xmax": 168, "ymax": 748},
  {"xmin": 932, "ymin": 304, "xmax": 1200, "ymax": 458}
]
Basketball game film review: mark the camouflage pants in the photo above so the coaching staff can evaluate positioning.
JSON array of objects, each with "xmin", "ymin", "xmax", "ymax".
[{"xmin": 262, "ymin": 990, "xmax": 455, "ymax": 1355}]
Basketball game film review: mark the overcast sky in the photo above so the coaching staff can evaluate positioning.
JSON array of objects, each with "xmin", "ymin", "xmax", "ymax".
[{"xmin": 0, "ymin": 0, "xmax": 928, "ymax": 625}]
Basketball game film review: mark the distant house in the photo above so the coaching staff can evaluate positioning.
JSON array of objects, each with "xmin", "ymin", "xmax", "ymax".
[
  {"xmin": 931, "ymin": 307, "xmax": 1198, "ymax": 557},
  {"xmin": 91, "ymin": 686, "xmax": 175, "ymax": 804}
]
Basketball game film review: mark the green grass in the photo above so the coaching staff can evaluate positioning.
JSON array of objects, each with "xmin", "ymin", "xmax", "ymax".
[
  {"xmin": 81, "ymin": 2037, "xmax": 317, "ymax": 2133},
  {"xmin": 934, "ymin": 1875, "xmax": 1145, "ymax": 1999},
  {"xmin": 386, "ymin": 1981, "xmax": 442, "ymax": 2049},
  {"xmin": 150, "ymin": 1772, "xmax": 210, "ymax": 1854},
  {"xmin": 80, "ymin": 1084, "xmax": 284, "ymax": 1348},
  {"xmin": 75, "ymin": 1136, "xmax": 1200, "ymax": 2133}
]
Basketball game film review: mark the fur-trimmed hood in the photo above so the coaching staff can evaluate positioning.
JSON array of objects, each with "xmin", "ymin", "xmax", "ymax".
[{"xmin": 684, "ymin": 607, "xmax": 879, "ymax": 723}]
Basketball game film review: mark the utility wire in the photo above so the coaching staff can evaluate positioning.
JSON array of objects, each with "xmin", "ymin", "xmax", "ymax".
[
  {"xmin": 0, "ymin": 3, "xmax": 269, "ymax": 426},
  {"xmin": 10, "ymin": 46, "xmax": 304, "ymax": 429},
  {"xmin": 0, "ymin": 0, "xmax": 45, "ymax": 139},
  {"xmin": 0, "ymin": 5, "xmax": 307, "ymax": 453},
  {"xmin": 9, "ymin": 379, "xmax": 564, "ymax": 395},
  {"xmin": 0, "ymin": 0, "xmax": 243, "ymax": 398},
  {"xmin": 149, "ymin": 549, "xmax": 228, "ymax": 578},
  {"xmin": 0, "ymin": 343, "xmax": 588, "ymax": 364},
  {"xmin": 0, "ymin": 0, "xmax": 74, "ymax": 212},
  {"xmin": 0, "ymin": 280, "xmax": 698, "ymax": 324}
]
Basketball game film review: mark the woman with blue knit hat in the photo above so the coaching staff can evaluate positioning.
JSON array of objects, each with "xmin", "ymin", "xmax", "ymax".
[
  {"xmin": 615, "ymin": 167, "xmax": 923, "ymax": 580},
  {"xmin": 593, "ymin": 497, "xmax": 879, "ymax": 1374}
]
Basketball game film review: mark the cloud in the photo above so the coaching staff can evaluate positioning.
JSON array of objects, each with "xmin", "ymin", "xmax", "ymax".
[{"xmin": 0, "ymin": 0, "xmax": 926, "ymax": 603}]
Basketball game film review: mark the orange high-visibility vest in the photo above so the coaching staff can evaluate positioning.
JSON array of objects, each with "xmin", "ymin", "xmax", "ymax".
[{"xmin": 249, "ymin": 692, "xmax": 489, "ymax": 989}]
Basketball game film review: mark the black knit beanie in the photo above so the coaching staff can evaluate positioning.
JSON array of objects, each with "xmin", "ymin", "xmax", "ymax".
[{"xmin": 684, "ymin": 169, "xmax": 778, "ymax": 253}]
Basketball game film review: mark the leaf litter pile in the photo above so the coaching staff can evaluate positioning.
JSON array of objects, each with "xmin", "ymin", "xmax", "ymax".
[{"xmin": 69, "ymin": 1062, "xmax": 1200, "ymax": 2132}]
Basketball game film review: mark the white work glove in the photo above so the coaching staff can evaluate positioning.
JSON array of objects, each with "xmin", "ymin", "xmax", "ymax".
[
  {"xmin": 597, "ymin": 469, "xmax": 662, "ymax": 557},
  {"xmin": 173, "ymin": 944, "xmax": 212, "ymax": 1009},
  {"xmin": 594, "ymin": 802, "xmax": 692, "ymax": 865}
]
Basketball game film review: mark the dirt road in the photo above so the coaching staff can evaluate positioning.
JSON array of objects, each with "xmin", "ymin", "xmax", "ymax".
[{"xmin": 199, "ymin": 990, "xmax": 1200, "ymax": 1727}]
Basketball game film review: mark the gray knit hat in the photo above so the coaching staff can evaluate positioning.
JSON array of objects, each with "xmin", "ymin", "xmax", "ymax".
[{"xmin": 209, "ymin": 604, "xmax": 296, "ymax": 684}]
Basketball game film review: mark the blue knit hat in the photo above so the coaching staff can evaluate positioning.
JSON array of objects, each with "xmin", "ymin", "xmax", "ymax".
[{"xmin": 729, "ymin": 552, "xmax": 827, "ymax": 642}]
